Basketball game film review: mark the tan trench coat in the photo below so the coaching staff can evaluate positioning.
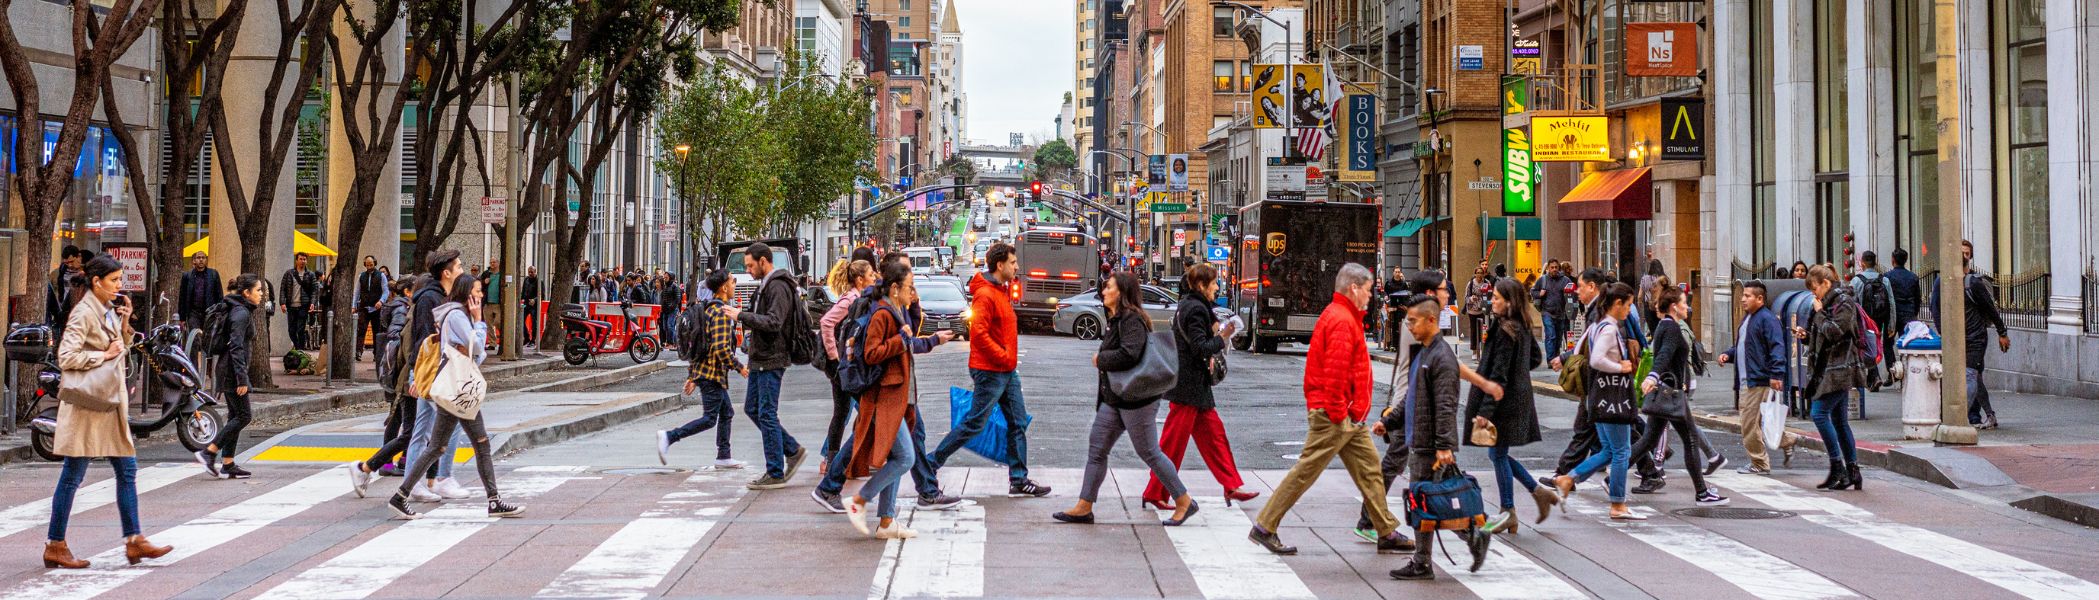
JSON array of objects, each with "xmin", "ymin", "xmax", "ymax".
[{"xmin": 54, "ymin": 293, "xmax": 136, "ymax": 458}]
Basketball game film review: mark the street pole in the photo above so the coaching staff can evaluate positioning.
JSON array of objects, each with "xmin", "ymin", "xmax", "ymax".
[
  {"xmin": 500, "ymin": 76, "xmax": 523, "ymax": 360},
  {"xmin": 1931, "ymin": 0, "xmax": 1974, "ymax": 445}
]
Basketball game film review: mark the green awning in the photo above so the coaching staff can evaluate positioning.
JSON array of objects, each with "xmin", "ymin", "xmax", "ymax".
[
  {"xmin": 1385, "ymin": 216, "xmax": 1449, "ymax": 238},
  {"xmin": 1477, "ymin": 216, "xmax": 1543, "ymax": 241}
]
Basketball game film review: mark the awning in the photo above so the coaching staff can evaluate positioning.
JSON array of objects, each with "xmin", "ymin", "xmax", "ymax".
[
  {"xmin": 182, "ymin": 231, "xmax": 338, "ymax": 258},
  {"xmin": 1557, "ymin": 167, "xmax": 1654, "ymax": 221},
  {"xmin": 1384, "ymin": 215, "xmax": 1450, "ymax": 238}
]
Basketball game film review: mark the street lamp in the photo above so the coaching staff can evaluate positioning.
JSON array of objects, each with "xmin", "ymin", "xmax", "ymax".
[{"xmin": 673, "ymin": 144, "xmax": 693, "ymax": 278}]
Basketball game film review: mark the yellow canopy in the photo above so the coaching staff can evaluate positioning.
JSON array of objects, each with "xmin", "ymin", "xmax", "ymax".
[{"xmin": 182, "ymin": 232, "xmax": 338, "ymax": 258}]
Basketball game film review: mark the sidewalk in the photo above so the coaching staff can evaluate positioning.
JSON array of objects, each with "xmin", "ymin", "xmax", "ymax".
[{"xmin": 1375, "ymin": 343, "xmax": 2099, "ymax": 527}]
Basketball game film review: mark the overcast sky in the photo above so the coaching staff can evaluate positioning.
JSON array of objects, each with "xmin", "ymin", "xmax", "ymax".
[{"xmin": 954, "ymin": 0, "xmax": 1073, "ymax": 146}]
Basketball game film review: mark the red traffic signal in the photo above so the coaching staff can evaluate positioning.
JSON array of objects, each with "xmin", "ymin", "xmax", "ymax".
[{"xmin": 1029, "ymin": 181, "xmax": 1043, "ymax": 196}]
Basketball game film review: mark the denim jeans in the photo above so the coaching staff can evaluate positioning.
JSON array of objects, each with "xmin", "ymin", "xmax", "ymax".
[
  {"xmin": 408, "ymin": 398, "xmax": 464, "ymax": 479},
  {"xmin": 667, "ymin": 379, "xmax": 735, "ymax": 460},
  {"xmin": 1487, "ymin": 444, "xmax": 1539, "ymax": 510},
  {"xmin": 398, "ymin": 411, "xmax": 500, "ymax": 500},
  {"xmin": 928, "ymin": 369, "xmax": 1031, "ymax": 485},
  {"xmin": 1078, "ymin": 402, "xmax": 1184, "ymax": 503},
  {"xmin": 50, "ymin": 457, "xmax": 141, "ymax": 541},
  {"xmin": 1811, "ymin": 390, "xmax": 1858, "ymax": 464},
  {"xmin": 820, "ymin": 403, "xmax": 942, "ymax": 497},
  {"xmin": 743, "ymin": 369, "xmax": 802, "ymax": 479},
  {"xmin": 1570, "ymin": 422, "xmax": 1632, "ymax": 502},
  {"xmin": 1966, "ymin": 367, "xmax": 1994, "ymax": 423},
  {"xmin": 1542, "ymin": 315, "xmax": 1569, "ymax": 358},
  {"xmin": 820, "ymin": 370, "xmax": 854, "ymax": 459},
  {"xmin": 857, "ymin": 420, "xmax": 917, "ymax": 519}
]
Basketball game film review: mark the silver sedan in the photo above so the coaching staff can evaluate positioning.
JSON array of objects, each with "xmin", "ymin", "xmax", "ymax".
[{"xmin": 1051, "ymin": 285, "xmax": 1179, "ymax": 340}]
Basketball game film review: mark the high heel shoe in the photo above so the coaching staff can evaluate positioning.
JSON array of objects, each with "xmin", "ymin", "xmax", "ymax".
[
  {"xmin": 1815, "ymin": 463, "xmax": 1844, "ymax": 489},
  {"xmin": 1224, "ymin": 489, "xmax": 1260, "ymax": 506},
  {"xmin": 42, "ymin": 541, "xmax": 87, "ymax": 569},
  {"xmin": 1843, "ymin": 462, "xmax": 1863, "ymax": 491},
  {"xmin": 124, "ymin": 535, "xmax": 172, "ymax": 565},
  {"xmin": 1143, "ymin": 498, "xmax": 1172, "ymax": 511},
  {"xmin": 1162, "ymin": 500, "xmax": 1201, "ymax": 526}
]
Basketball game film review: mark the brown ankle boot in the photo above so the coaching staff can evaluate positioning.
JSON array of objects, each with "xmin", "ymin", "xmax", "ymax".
[
  {"xmin": 43, "ymin": 541, "xmax": 88, "ymax": 569},
  {"xmin": 124, "ymin": 535, "xmax": 172, "ymax": 565}
]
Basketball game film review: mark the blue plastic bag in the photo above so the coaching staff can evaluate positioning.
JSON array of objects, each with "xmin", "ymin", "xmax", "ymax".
[{"xmin": 948, "ymin": 386, "xmax": 1031, "ymax": 465}]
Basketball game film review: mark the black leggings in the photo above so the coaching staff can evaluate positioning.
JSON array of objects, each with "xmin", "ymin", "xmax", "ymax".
[
  {"xmin": 1629, "ymin": 414, "xmax": 1709, "ymax": 496},
  {"xmin": 820, "ymin": 370, "xmax": 854, "ymax": 459},
  {"xmin": 397, "ymin": 410, "xmax": 498, "ymax": 500},
  {"xmin": 365, "ymin": 395, "xmax": 418, "ymax": 471},
  {"xmin": 213, "ymin": 382, "xmax": 252, "ymax": 457}
]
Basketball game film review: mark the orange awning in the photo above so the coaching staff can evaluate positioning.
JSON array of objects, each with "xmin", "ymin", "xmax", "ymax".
[{"xmin": 1557, "ymin": 167, "xmax": 1653, "ymax": 221}]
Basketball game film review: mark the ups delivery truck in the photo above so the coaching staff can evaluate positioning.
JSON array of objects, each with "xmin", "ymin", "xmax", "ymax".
[{"xmin": 1229, "ymin": 200, "xmax": 1381, "ymax": 353}]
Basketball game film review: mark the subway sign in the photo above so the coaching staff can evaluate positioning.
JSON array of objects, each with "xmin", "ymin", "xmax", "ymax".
[{"xmin": 1503, "ymin": 128, "xmax": 1537, "ymax": 215}]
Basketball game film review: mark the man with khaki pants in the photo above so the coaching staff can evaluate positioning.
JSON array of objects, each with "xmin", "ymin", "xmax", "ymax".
[
  {"xmin": 1717, "ymin": 281, "xmax": 1796, "ymax": 473},
  {"xmin": 1247, "ymin": 264, "xmax": 1413, "ymax": 556}
]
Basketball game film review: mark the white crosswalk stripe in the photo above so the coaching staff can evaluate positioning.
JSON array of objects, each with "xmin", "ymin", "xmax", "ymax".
[
  {"xmin": 1712, "ymin": 473, "xmax": 2099, "ymax": 600},
  {"xmin": 0, "ymin": 464, "xmax": 193, "ymax": 540},
  {"xmin": 0, "ymin": 468, "xmax": 345, "ymax": 600},
  {"xmin": 1563, "ymin": 498, "xmax": 1859, "ymax": 599},
  {"xmin": 536, "ymin": 471, "xmax": 747, "ymax": 599},
  {"xmin": 1441, "ymin": 542, "xmax": 1592, "ymax": 600},
  {"xmin": 261, "ymin": 466, "xmax": 593, "ymax": 600},
  {"xmin": 867, "ymin": 503, "xmax": 987, "ymax": 599},
  {"xmin": 1156, "ymin": 496, "xmax": 1316, "ymax": 600}
]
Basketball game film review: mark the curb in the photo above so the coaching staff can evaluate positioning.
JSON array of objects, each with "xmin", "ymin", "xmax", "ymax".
[
  {"xmin": 251, "ymin": 356, "xmax": 567, "ymax": 423},
  {"xmin": 490, "ymin": 390, "xmax": 682, "ymax": 457},
  {"xmin": 1529, "ymin": 376, "xmax": 2099, "ymax": 527}
]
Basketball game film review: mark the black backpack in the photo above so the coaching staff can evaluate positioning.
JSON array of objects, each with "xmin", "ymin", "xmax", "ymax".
[
  {"xmin": 676, "ymin": 300, "xmax": 714, "ymax": 363},
  {"xmin": 1856, "ymin": 274, "xmax": 1894, "ymax": 337},
  {"xmin": 771, "ymin": 278, "xmax": 822, "ymax": 368},
  {"xmin": 201, "ymin": 299, "xmax": 235, "ymax": 357},
  {"xmin": 836, "ymin": 303, "xmax": 903, "ymax": 395}
]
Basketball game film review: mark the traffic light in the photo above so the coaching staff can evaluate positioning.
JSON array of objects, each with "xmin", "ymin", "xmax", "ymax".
[{"xmin": 1029, "ymin": 181, "xmax": 1043, "ymax": 198}]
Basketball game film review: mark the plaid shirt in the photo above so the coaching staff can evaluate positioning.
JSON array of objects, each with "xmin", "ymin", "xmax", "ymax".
[{"xmin": 687, "ymin": 300, "xmax": 743, "ymax": 385}]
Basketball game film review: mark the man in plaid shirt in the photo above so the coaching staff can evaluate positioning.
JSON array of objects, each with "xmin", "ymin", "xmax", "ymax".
[{"xmin": 656, "ymin": 270, "xmax": 748, "ymax": 469}]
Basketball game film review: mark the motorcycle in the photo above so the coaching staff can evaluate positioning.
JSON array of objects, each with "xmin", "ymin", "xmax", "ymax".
[
  {"xmin": 559, "ymin": 301, "xmax": 661, "ymax": 366},
  {"xmin": 12, "ymin": 296, "xmax": 225, "ymax": 461}
]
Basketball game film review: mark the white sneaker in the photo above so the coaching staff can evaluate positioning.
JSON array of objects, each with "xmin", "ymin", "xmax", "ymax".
[
  {"xmin": 347, "ymin": 463, "xmax": 372, "ymax": 499},
  {"xmin": 875, "ymin": 523, "xmax": 918, "ymax": 540},
  {"xmin": 433, "ymin": 478, "xmax": 472, "ymax": 499},
  {"xmin": 713, "ymin": 458, "xmax": 747, "ymax": 470},
  {"xmin": 656, "ymin": 431, "xmax": 672, "ymax": 466},
  {"xmin": 408, "ymin": 482, "xmax": 443, "ymax": 503},
  {"xmin": 845, "ymin": 499, "xmax": 871, "ymax": 536}
]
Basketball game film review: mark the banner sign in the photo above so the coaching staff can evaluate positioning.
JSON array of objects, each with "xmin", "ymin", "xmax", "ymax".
[
  {"xmin": 1531, "ymin": 115, "xmax": 1611, "ymax": 162},
  {"xmin": 1248, "ymin": 64, "xmax": 1327, "ymax": 129},
  {"xmin": 1344, "ymin": 94, "xmax": 1377, "ymax": 173},
  {"xmin": 1147, "ymin": 154, "xmax": 1167, "ymax": 185},
  {"xmin": 1501, "ymin": 75, "xmax": 1539, "ymax": 215},
  {"xmin": 1512, "ymin": 39, "xmax": 1542, "ymax": 74},
  {"xmin": 1626, "ymin": 23, "xmax": 1699, "ymax": 77},
  {"xmin": 1167, "ymin": 154, "xmax": 1189, "ymax": 192},
  {"xmin": 1660, "ymin": 97, "xmax": 1706, "ymax": 160}
]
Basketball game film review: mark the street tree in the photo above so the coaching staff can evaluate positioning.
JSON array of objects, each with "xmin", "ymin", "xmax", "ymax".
[
  {"xmin": 0, "ymin": 0, "xmax": 163, "ymax": 327},
  {"xmin": 1032, "ymin": 139, "xmax": 1078, "ymax": 182},
  {"xmin": 755, "ymin": 53, "xmax": 877, "ymax": 239},
  {"xmin": 656, "ymin": 63, "xmax": 776, "ymax": 253}
]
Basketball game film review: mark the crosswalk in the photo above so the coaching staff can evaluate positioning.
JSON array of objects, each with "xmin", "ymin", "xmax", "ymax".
[{"xmin": 0, "ymin": 463, "xmax": 2092, "ymax": 599}]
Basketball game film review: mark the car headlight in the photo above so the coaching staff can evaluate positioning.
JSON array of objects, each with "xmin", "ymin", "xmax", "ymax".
[{"xmin": 961, "ymin": 308, "xmax": 972, "ymax": 320}]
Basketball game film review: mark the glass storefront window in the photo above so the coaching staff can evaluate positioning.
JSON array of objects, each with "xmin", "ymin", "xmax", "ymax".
[
  {"xmin": 1896, "ymin": 0, "xmax": 1939, "ymax": 266},
  {"xmin": 1814, "ymin": 0, "xmax": 1848, "ymax": 174},
  {"xmin": 1749, "ymin": 0, "xmax": 1775, "ymax": 265},
  {"xmin": 1995, "ymin": 0, "xmax": 2047, "ymax": 279}
]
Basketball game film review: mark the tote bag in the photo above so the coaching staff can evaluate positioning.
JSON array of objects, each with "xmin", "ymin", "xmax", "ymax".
[
  {"xmin": 1107, "ymin": 331, "xmax": 1179, "ymax": 401},
  {"xmin": 426, "ymin": 343, "xmax": 487, "ymax": 419}
]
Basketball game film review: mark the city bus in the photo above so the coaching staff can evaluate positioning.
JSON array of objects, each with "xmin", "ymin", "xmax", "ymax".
[{"xmin": 1013, "ymin": 227, "xmax": 1099, "ymax": 329}]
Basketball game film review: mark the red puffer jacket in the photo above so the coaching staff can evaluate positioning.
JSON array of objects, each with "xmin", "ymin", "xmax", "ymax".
[
  {"xmin": 1303, "ymin": 293, "xmax": 1372, "ymax": 423},
  {"xmin": 967, "ymin": 273, "xmax": 1019, "ymax": 372}
]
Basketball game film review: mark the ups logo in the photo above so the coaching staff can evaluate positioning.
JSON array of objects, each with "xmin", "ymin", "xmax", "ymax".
[{"xmin": 1265, "ymin": 233, "xmax": 1287, "ymax": 257}]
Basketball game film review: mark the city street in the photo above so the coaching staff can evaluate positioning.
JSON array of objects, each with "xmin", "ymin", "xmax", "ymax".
[{"xmin": 0, "ymin": 335, "xmax": 2093, "ymax": 599}]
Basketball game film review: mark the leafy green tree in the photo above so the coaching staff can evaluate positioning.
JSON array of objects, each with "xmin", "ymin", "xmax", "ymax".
[
  {"xmin": 658, "ymin": 63, "xmax": 778, "ymax": 248},
  {"xmin": 1033, "ymin": 139, "xmax": 1078, "ymax": 182},
  {"xmin": 761, "ymin": 53, "xmax": 876, "ymax": 238}
]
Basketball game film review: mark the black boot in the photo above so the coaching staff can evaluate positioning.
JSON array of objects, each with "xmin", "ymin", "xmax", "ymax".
[
  {"xmin": 1844, "ymin": 462, "xmax": 1863, "ymax": 491},
  {"xmin": 1815, "ymin": 462, "xmax": 1844, "ymax": 490}
]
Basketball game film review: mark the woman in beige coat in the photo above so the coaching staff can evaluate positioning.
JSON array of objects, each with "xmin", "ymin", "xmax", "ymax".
[{"xmin": 42, "ymin": 255, "xmax": 171, "ymax": 569}]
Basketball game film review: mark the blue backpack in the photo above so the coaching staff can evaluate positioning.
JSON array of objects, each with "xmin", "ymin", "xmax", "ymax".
[{"xmin": 836, "ymin": 299, "xmax": 903, "ymax": 396}]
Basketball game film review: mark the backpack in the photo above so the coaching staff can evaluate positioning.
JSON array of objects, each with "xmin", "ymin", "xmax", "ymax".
[
  {"xmin": 776, "ymin": 280, "xmax": 823, "ymax": 368},
  {"xmin": 1856, "ymin": 273, "xmax": 1894, "ymax": 335},
  {"xmin": 675, "ymin": 301, "xmax": 711, "ymax": 363},
  {"xmin": 836, "ymin": 304, "xmax": 903, "ymax": 396},
  {"xmin": 1854, "ymin": 304, "xmax": 1883, "ymax": 391},
  {"xmin": 201, "ymin": 299, "xmax": 235, "ymax": 357}
]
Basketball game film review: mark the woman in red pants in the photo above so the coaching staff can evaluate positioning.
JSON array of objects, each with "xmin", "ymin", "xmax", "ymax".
[{"xmin": 1144, "ymin": 264, "xmax": 1259, "ymax": 508}]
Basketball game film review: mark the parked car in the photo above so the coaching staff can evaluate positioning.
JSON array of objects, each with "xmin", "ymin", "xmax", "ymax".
[
  {"xmin": 1051, "ymin": 285, "xmax": 1178, "ymax": 340},
  {"xmin": 914, "ymin": 279, "xmax": 972, "ymax": 340},
  {"xmin": 922, "ymin": 275, "xmax": 966, "ymax": 299},
  {"xmin": 803, "ymin": 286, "xmax": 838, "ymax": 326}
]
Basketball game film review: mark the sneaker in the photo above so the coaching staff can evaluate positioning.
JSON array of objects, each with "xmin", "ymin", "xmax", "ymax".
[
  {"xmin": 194, "ymin": 450, "xmax": 220, "ymax": 479},
  {"xmin": 1008, "ymin": 480, "xmax": 1052, "ymax": 498},
  {"xmin": 433, "ymin": 478, "xmax": 471, "ymax": 499},
  {"xmin": 782, "ymin": 447, "xmax": 809, "ymax": 481},
  {"xmin": 347, "ymin": 463, "xmax": 373, "ymax": 498},
  {"xmin": 845, "ymin": 499, "xmax": 871, "ymax": 536},
  {"xmin": 916, "ymin": 494, "xmax": 965, "ymax": 510},
  {"xmin": 377, "ymin": 463, "xmax": 402, "ymax": 477},
  {"xmin": 409, "ymin": 482, "xmax": 443, "ymax": 503},
  {"xmin": 1466, "ymin": 528, "xmax": 1493, "ymax": 572},
  {"xmin": 655, "ymin": 431, "xmax": 672, "ymax": 466},
  {"xmin": 1696, "ymin": 490, "xmax": 1731, "ymax": 507},
  {"xmin": 812, "ymin": 489, "xmax": 846, "ymax": 513},
  {"xmin": 1632, "ymin": 478, "xmax": 1666, "ymax": 495},
  {"xmin": 1350, "ymin": 528, "xmax": 1379, "ymax": 543},
  {"xmin": 220, "ymin": 464, "xmax": 252, "ymax": 480},
  {"xmin": 488, "ymin": 498, "xmax": 525, "ymax": 518},
  {"xmin": 1376, "ymin": 534, "xmax": 1416, "ymax": 554},
  {"xmin": 1735, "ymin": 464, "xmax": 1772, "ymax": 475},
  {"xmin": 875, "ymin": 523, "xmax": 918, "ymax": 539},
  {"xmin": 1390, "ymin": 561, "xmax": 1435, "ymax": 581},
  {"xmin": 387, "ymin": 493, "xmax": 420, "ymax": 520},
  {"xmin": 713, "ymin": 458, "xmax": 747, "ymax": 470},
  {"xmin": 1705, "ymin": 454, "xmax": 1729, "ymax": 476},
  {"xmin": 747, "ymin": 475, "xmax": 790, "ymax": 490}
]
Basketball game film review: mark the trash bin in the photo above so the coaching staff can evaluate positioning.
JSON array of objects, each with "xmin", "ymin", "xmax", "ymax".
[{"xmin": 1896, "ymin": 342, "xmax": 1944, "ymax": 440}]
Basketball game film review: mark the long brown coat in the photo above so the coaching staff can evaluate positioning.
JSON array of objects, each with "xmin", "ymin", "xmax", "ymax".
[
  {"xmin": 55, "ymin": 293, "xmax": 136, "ymax": 458},
  {"xmin": 846, "ymin": 303, "xmax": 918, "ymax": 479}
]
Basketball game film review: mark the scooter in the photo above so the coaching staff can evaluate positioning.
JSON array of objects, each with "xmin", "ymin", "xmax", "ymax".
[
  {"xmin": 12, "ymin": 296, "xmax": 225, "ymax": 461},
  {"xmin": 558, "ymin": 301, "xmax": 661, "ymax": 366}
]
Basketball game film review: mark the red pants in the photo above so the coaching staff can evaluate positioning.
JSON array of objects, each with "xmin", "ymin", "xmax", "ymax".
[{"xmin": 1144, "ymin": 403, "xmax": 1245, "ymax": 503}]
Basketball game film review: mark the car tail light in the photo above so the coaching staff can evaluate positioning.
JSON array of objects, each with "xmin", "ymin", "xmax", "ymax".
[
  {"xmin": 1060, "ymin": 271, "xmax": 1079, "ymax": 279},
  {"xmin": 1028, "ymin": 269, "xmax": 1048, "ymax": 278}
]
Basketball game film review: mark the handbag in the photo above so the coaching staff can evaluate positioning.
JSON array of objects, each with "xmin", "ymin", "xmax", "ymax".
[
  {"xmin": 1404, "ymin": 463, "xmax": 1487, "ymax": 532},
  {"xmin": 1206, "ymin": 353, "xmax": 1228, "ymax": 385},
  {"xmin": 57, "ymin": 317, "xmax": 125, "ymax": 413},
  {"xmin": 1587, "ymin": 335, "xmax": 1640, "ymax": 424},
  {"xmin": 1469, "ymin": 420, "xmax": 1498, "ymax": 446},
  {"xmin": 1106, "ymin": 330, "xmax": 1179, "ymax": 400},
  {"xmin": 1640, "ymin": 375, "xmax": 1690, "ymax": 418},
  {"xmin": 1556, "ymin": 323, "xmax": 1602, "ymax": 399},
  {"xmin": 426, "ymin": 342, "xmax": 486, "ymax": 419},
  {"xmin": 1759, "ymin": 397, "xmax": 1788, "ymax": 453}
]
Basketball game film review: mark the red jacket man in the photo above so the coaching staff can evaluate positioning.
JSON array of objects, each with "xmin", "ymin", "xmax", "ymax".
[
  {"xmin": 967, "ymin": 272, "xmax": 1017, "ymax": 371},
  {"xmin": 1304, "ymin": 292, "xmax": 1373, "ymax": 423},
  {"xmin": 933, "ymin": 243, "xmax": 1050, "ymax": 496}
]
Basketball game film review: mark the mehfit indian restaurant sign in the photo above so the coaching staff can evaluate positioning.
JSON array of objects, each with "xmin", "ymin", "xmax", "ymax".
[
  {"xmin": 1500, "ymin": 76, "xmax": 1540, "ymax": 215},
  {"xmin": 1530, "ymin": 114, "xmax": 1611, "ymax": 162}
]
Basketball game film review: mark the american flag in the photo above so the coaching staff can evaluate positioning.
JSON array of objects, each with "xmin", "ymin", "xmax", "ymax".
[{"xmin": 1296, "ymin": 127, "xmax": 1328, "ymax": 161}]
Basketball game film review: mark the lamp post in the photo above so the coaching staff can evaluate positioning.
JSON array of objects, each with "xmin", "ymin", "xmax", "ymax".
[{"xmin": 673, "ymin": 144, "xmax": 693, "ymax": 279}]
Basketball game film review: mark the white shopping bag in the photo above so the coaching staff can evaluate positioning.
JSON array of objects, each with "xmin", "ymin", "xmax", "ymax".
[{"xmin": 1759, "ymin": 398, "xmax": 1787, "ymax": 453}]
